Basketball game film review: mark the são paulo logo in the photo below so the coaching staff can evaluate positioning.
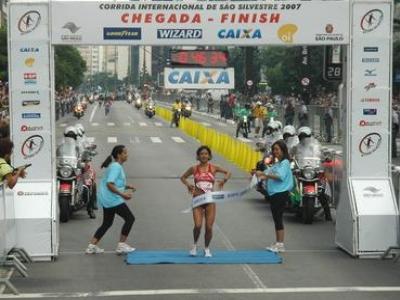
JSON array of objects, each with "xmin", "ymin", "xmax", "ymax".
[{"xmin": 218, "ymin": 29, "xmax": 261, "ymax": 39}]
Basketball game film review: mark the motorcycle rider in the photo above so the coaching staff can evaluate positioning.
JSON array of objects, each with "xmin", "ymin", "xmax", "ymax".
[
  {"xmin": 234, "ymin": 103, "xmax": 251, "ymax": 138},
  {"xmin": 253, "ymin": 101, "xmax": 266, "ymax": 138},
  {"xmin": 256, "ymin": 119, "xmax": 283, "ymax": 154},
  {"xmin": 282, "ymin": 125, "xmax": 299, "ymax": 157},
  {"xmin": 292, "ymin": 127, "xmax": 332, "ymax": 221},
  {"xmin": 170, "ymin": 99, "xmax": 182, "ymax": 127}
]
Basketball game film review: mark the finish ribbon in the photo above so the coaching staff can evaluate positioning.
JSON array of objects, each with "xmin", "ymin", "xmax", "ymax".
[{"xmin": 181, "ymin": 175, "xmax": 259, "ymax": 213}]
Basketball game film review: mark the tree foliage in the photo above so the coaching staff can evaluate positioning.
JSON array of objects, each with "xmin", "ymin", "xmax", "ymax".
[
  {"xmin": 0, "ymin": 25, "xmax": 8, "ymax": 81},
  {"xmin": 54, "ymin": 46, "xmax": 86, "ymax": 90}
]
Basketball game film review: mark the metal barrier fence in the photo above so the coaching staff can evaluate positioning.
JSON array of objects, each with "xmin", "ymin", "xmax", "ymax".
[
  {"xmin": 155, "ymin": 94, "xmax": 341, "ymax": 144},
  {"xmin": 0, "ymin": 182, "xmax": 6, "ymax": 266}
]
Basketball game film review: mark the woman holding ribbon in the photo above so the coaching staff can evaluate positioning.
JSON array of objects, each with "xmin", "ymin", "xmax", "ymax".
[{"xmin": 180, "ymin": 145, "xmax": 231, "ymax": 257}]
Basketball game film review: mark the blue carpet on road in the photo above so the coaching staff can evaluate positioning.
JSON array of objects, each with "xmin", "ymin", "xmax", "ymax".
[{"xmin": 126, "ymin": 250, "xmax": 282, "ymax": 265}]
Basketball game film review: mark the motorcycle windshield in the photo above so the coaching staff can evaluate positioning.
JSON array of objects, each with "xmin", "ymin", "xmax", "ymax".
[
  {"xmin": 56, "ymin": 141, "xmax": 79, "ymax": 167},
  {"xmin": 296, "ymin": 138, "xmax": 321, "ymax": 168}
]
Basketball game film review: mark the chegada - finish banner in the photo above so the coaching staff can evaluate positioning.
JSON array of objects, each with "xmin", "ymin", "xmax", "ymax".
[
  {"xmin": 164, "ymin": 68, "xmax": 234, "ymax": 89},
  {"xmin": 50, "ymin": 0, "xmax": 350, "ymax": 45}
]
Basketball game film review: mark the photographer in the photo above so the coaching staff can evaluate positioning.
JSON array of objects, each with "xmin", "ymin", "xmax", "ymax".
[{"xmin": 0, "ymin": 138, "xmax": 27, "ymax": 189}]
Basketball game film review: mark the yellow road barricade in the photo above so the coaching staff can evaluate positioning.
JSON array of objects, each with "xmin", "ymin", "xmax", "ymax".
[{"xmin": 156, "ymin": 107, "xmax": 263, "ymax": 172}]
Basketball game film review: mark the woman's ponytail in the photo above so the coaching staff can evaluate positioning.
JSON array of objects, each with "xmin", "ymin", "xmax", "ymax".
[
  {"xmin": 100, "ymin": 145, "xmax": 126, "ymax": 169},
  {"xmin": 100, "ymin": 155, "xmax": 113, "ymax": 169}
]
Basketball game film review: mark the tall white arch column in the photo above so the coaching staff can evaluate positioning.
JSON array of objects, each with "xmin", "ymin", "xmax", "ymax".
[
  {"xmin": 336, "ymin": 0, "xmax": 399, "ymax": 257},
  {"xmin": 8, "ymin": 0, "xmax": 57, "ymax": 260}
]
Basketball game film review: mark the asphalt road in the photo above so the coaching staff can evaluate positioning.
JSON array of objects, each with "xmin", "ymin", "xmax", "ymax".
[{"xmin": 4, "ymin": 101, "xmax": 399, "ymax": 300}]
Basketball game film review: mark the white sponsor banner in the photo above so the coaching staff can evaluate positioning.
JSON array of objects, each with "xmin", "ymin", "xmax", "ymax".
[
  {"xmin": 50, "ymin": 0, "xmax": 349, "ymax": 45},
  {"xmin": 13, "ymin": 182, "xmax": 52, "ymax": 219},
  {"xmin": 349, "ymin": 3, "xmax": 391, "ymax": 177},
  {"xmin": 182, "ymin": 175, "xmax": 258, "ymax": 213},
  {"xmin": 164, "ymin": 67, "xmax": 234, "ymax": 89},
  {"xmin": 10, "ymin": 3, "xmax": 50, "ymax": 42}
]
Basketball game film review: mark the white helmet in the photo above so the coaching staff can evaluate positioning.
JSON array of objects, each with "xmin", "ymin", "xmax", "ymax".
[
  {"xmin": 267, "ymin": 120, "xmax": 280, "ymax": 131},
  {"xmin": 297, "ymin": 126, "xmax": 312, "ymax": 138},
  {"xmin": 75, "ymin": 123, "xmax": 85, "ymax": 136},
  {"xmin": 64, "ymin": 126, "xmax": 78, "ymax": 139},
  {"xmin": 283, "ymin": 125, "xmax": 296, "ymax": 136},
  {"xmin": 256, "ymin": 101, "xmax": 262, "ymax": 106}
]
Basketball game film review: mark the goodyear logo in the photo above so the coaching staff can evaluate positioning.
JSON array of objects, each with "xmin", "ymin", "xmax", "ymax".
[
  {"xmin": 218, "ymin": 29, "xmax": 261, "ymax": 39},
  {"xmin": 278, "ymin": 24, "xmax": 298, "ymax": 44},
  {"xmin": 103, "ymin": 27, "xmax": 141, "ymax": 40}
]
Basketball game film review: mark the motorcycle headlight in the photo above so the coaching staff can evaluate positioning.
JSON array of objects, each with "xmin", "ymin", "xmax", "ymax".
[
  {"xmin": 186, "ymin": 106, "xmax": 192, "ymax": 111},
  {"xmin": 243, "ymin": 116, "xmax": 248, "ymax": 122},
  {"xmin": 59, "ymin": 166, "xmax": 73, "ymax": 178},
  {"xmin": 302, "ymin": 167, "xmax": 316, "ymax": 180}
]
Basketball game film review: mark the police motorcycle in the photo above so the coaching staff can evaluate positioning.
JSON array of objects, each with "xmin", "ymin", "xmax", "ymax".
[
  {"xmin": 73, "ymin": 103, "xmax": 84, "ymax": 119},
  {"xmin": 56, "ymin": 126, "xmax": 95, "ymax": 222},
  {"xmin": 291, "ymin": 127, "xmax": 332, "ymax": 224},
  {"xmin": 144, "ymin": 99, "xmax": 156, "ymax": 118},
  {"xmin": 181, "ymin": 100, "xmax": 192, "ymax": 118},
  {"xmin": 253, "ymin": 120, "xmax": 283, "ymax": 198},
  {"xmin": 134, "ymin": 96, "xmax": 143, "ymax": 109}
]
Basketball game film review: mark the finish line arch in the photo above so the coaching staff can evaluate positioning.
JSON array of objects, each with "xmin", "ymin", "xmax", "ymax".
[{"xmin": 7, "ymin": 0, "xmax": 398, "ymax": 260}]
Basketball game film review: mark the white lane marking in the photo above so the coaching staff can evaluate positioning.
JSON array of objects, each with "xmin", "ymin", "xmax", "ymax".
[
  {"xmin": 171, "ymin": 137, "xmax": 185, "ymax": 143},
  {"xmin": 59, "ymin": 123, "xmax": 67, "ymax": 127},
  {"xmin": 150, "ymin": 137, "xmax": 162, "ymax": 143},
  {"xmin": 215, "ymin": 224, "xmax": 266, "ymax": 289},
  {"xmin": 89, "ymin": 103, "xmax": 98, "ymax": 123},
  {"xmin": 124, "ymin": 122, "xmax": 131, "ymax": 126},
  {"xmin": 238, "ymin": 137, "xmax": 252, "ymax": 143},
  {"xmin": 107, "ymin": 137, "xmax": 117, "ymax": 143},
  {"xmin": 91, "ymin": 123, "xmax": 99, "ymax": 127},
  {"xmin": 3, "ymin": 287, "xmax": 400, "ymax": 298},
  {"xmin": 107, "ymin": 122, "xmax": 115, "ymax": 127},
  {"xmin": 87, "ymin": 137, "xmax": 95, "ymax": 143},
  {"xmin": 139, "ymin": 122, "xmax": 148, "ymax": 127},
  {"xmin": 201, "ymin": 122, "xmax": 211, "ymax": 127},
  {"xmin": 155, "ymin": 122, "xmax": 163, "ymax": 127}
]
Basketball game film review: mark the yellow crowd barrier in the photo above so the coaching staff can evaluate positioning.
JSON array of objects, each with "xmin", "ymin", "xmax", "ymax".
[{"xmin": 156, "ymin": 107, "xmax": 262, "ymax": 172}]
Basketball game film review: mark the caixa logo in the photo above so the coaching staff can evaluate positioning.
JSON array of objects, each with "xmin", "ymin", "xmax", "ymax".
[
  {"xmin": 218, "ymin": 29, "xmax": 261, "ymax": 39},
  {"xmin": 18, "ymin": 11, "xmax": 41, "ymax": 34}
]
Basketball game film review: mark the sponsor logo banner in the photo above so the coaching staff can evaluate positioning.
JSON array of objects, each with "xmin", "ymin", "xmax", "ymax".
[
  {"xmin": 21, "ymin": 135, "xmax": 44, "ymax": 158},
  {"xmin": 277, "ymin": 23, "xmax": 297, "ymax": 44},
  {"xmin": 218, "ymin": 28, "xmax": 261, "ymax": 39},
  {"xmin": 22, "ymin": 113, "xmax": 41, "ymax": 119},
  {"xmin": 362, "ymin": 57, "xmax": 380, "ymax": 63},
  {"xmin": 61, "ymin": 22, "xmax": 82, "ymax": 41},
  {"xmin": 17, "ymin": 191, "xmax": 49, "ymax": 196},
  {"xmin": 363, "ymin": 108, "xmax": 377, "ymax": 115},
  {"xmin": 103, "ymin": 27, "xmax": 142, "ymax": 40},
  {"xmin": 164, "ymin": 67, "xmax": 234, "ymax": 89},
  {"xmin": 361, "ymin": 9, "xmax": 383, "ymax": 33},
  {"xmin": 364, "ymin": 69, "xmax": 377, "ymax": 77},
  {"xmin": 18, "ymin": 10, "xmax": 41, "ymax": 34},
  {"xmin": 20, "ymin": 47, "xmax": 39, "ymax": 53},
  {"xmin": 157, "ymin": 28, "xmax": 202, "ymax": 39},
  {"xmin": 22, "ymin": 100, "xmax": 40, "ymax": 106},
  {"xmin": 359, "ymin": 120, "xmax": 382, "ymax": 127},
  {"xmin": 21, "ymin": 124, "xmax": 43, "ymax": 132},
  {"xmin": 364, "ymin": 46, "xmax": 379, "ymax": 52},
  {"xmin": 359, "ymin": 132, "xmax": 382, "ymax": 156},
  {"xmin": 51, "ymin": 1, "xmax": 349, "ymax": 45}
]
